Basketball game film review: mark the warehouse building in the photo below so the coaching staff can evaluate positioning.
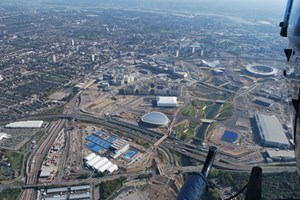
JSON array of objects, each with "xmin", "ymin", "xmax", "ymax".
[
  {"xmin": 266, "ymin": 149, "xmax": 295, "ymax": 162},
  {"xmin": 5, "ymin": 120, "xmax": 43, "ymax": 128},
  {"xmin": 42, "ymin": 185, "xmax": 91, "ymax": 200},
  {"xmin": 254, "ymin": 114, "xmax": 290, "ymax": 148},
  {"xmin": 254, "ymin": 97, "xmax": 274, "ymax": 107},
  {"xmin": 156, "ymin": 96, "xmax": 178, "ymax": 107}
]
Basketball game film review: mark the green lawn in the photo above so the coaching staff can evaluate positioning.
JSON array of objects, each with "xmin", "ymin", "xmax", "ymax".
[
  {"xmin": 0, "ymin": 168, "xmax": 11, "ymax": 180},
  {"xmin": 100, "ymin": 177, "xmax": 127, "ymax": 199},
  {"xmin": 5, "ymin": 150, "xmax": 23, "ymax": 171},
  {"xmin": 0, "ymin": 188, "xmax": 21, "ymax": 200},
  {"xmin": 47, "ymin": 75, "xmax": 66, "ymax": 82},
  {"xmin": 182, "ymin": 100, "xmax": 213, "ymax": 118},
  {"xmin": 182, "ymin": 104, "xmax": 196, "ymax": 117},
  {"xmin": 173, "ymin": 121, "xmax": 199, "ymax": 142},
  {"xmin": 215, "ymin": 103, "xmax": 234, "ymax": 121}
]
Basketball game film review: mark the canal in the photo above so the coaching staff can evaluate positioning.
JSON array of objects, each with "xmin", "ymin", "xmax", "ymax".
[{"xmin": 192, "ymin": 102, "xmax": 223, "ymax": 146}]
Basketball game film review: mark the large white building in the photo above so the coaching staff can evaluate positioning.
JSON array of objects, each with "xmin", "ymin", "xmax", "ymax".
[
  {"xmin": 254, "ymin": 114, "xmax": 290, "ymax": 148},
  {"xmin": 83, "ymin": 154, "xmax": 118, "ymax": 174},
  {"xmin": 156, "ymin": 96, "xmax": 178, "ymax": 107},
  {"xmin": 5, "ymin": 120, "xmax": 43, "ymax": 128}
]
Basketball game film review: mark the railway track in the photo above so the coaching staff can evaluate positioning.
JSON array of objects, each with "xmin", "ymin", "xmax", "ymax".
[{"xmin": 21, "ymin": 119, "xmax": 65, "ymax": 200}]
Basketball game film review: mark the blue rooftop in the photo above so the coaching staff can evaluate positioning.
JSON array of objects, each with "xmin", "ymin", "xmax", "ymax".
[
  {"xmin": 86, "ymin": 135, "xmax": 111, "ymax": 149},
  {"xmin": 87, "ymin": 142, "xmax": 96, "ymax": 149},
  {"xmin": 91, "ymin": 145, "xmax": 103, "ymax": 152},
  {"xmin": 222, "ymin": 131, "xmax": 238, "ymax": 143},
  {"xmin": 125, "ymin": 150, "xmax": 137, "ymax": 158},
  {"xmin": 107, "ymin": 136, "xmax": 117, "ymax": 143},
  {"xmin": 86, "ymin": 142, "xmax": 103, "ymax": 152},
  {"xmin": 94, "ymin": 130, "xmax": 105, "ymax": 136}
]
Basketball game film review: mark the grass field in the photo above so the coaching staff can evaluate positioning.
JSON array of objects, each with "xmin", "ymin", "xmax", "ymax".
[
  {"xmin": 182, "ymin": 100, "xmax": 213, "ymax": 118},
  {"xmin": 173, "ymin": 120, "xmax": 199, "ymax": 142},
  {"xmin": 215, "ymin": 103, "xmax": 234, "ymax": 121},
  {"xmin": 4, "ymin": 150, "xmax": 23, "ymax": 171},
  {"xmin": 0, "ymin": 188, "xmax": 21, "ymax": 200},
  {"xmin": 0, "ymin": 168, "xmax": 11, "ymax": 180},
  {"xmin": 47, "ymin": 75, "xmax": 66, "ymax": 82}
]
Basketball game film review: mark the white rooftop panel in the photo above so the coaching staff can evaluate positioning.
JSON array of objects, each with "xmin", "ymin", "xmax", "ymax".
[
  {"xmin": 69, "ymin": 193, "xmax": 91, "ymax": 200},
  {"xmin": 93, "ymin": 158, "xmax": 109, "ymax": 169},
  {"xmin": 5, "ymin": 120, "xmax": 43, "ymax": 128},
  {"xmin": 0, "ymin": 133, "xmax": 9, "ymax": 141},
  {"xmin": 70, "ymin": 185, "xmax": 90, "ymax": 191},
  {"xmin": 98, "ymin": 162, "xmax": 114, "ymax": 173},
  {"xmin": 84, "ymin": 153, "xmax": 97, "ymax": 162},
  {"xmin": 156, "ymin": 96, "xmax": 177, "ymax": 107},
  {"xmin": 47, "ymin": 187, "xmax": 68, "ymax": 194},
  {"xmin": 107, "ymin": 164, "xmax": 119, "ymax": 173},
  {"xmin": 86, "ymin": 156, "xmax": 102, "ymax": 167},
  {"xmin": 44, "ymin": 197, "xmax": 67, "ymax": 200}
]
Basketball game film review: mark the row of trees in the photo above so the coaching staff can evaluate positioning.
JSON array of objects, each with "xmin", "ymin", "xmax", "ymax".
[{"xmin": 100, "ymin": 176, "xmax": 127, "ymax": 199}]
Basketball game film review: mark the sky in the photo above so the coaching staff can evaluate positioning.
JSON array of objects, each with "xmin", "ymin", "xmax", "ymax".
[{"xmin": 1, "ymin": 0, "xmax": 288, "ymax": 19}]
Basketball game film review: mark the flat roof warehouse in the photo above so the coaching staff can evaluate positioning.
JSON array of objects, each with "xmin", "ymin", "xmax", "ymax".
[
  {"xmin": 5, "ymin": 120, "xmax": 44, "ymax": 128},
  {"xmin": 254, "ymin": 114, "xmax": 290, "ymax": 148},
  {"xmin": 156, "ymin": 96, "xmax": 178, "ymax": 107}
]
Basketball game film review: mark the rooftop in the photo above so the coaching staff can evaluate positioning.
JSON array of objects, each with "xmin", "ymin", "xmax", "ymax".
[
  {"xmin": 255, "ymin": 114, "xmax": 289, "ymax": 145},
  {"xmin": 156, "ymin": 96, "xmax": 178, "ymax": 106},
  {"xmin": 5, "ymin": 120, "xmax": 43, "ymax": 128},
  {"xmin": 267, "ymin": 150, "xmax": 295, "ymax": 159},
  {"xmin": 0, "ymin": 133, "xmax": 9, "ymax": 141},
  {"xmin": 141, "ymin": 112, "xmax": 169, "ymax": 126},
  {"xmin": 47, "ymin": 187, "xmax": 68, "ymax": 194},
  {"xmin": 70, "ymin": 185, "xmax": 90, "ymax": 191}
]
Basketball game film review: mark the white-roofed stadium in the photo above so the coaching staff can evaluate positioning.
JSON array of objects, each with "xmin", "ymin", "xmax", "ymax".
[
  {"xmin": 246, "ymin": 65, "xmax": 278, "ymax": 77},
  {"xmin": 141, "ymin": 111, "xmax": 169, "ymax": 126},
  {"xmin": 254, "ymin": 113, "xmax": 290, "ymax": 148}
]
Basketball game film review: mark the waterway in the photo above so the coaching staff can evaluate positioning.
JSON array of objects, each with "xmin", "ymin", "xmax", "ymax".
[
  {"xmin": 192, "ymin": 93, "xmax": 231, "ymax": 145},
  {"xmin": 180, "ymin": 154, "xmax": 201, "ymax": 166},
  {"xmin": 192, "ymin": 102, "xmax": 222, "ymax": 145}
]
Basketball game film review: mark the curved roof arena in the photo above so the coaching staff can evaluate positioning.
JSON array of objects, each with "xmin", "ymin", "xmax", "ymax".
[
  {"xmin": 141, "ymin": 112, "xmax": 169, "ymax": 126},
  {"xmin": 246, "ymin": 65, "xmax": 278, "ymax": 76}
]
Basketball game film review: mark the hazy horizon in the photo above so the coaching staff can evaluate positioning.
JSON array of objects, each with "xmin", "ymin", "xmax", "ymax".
[{"xmin": 1, "ymin": 0, "xmax": 287, "ymax": 19}]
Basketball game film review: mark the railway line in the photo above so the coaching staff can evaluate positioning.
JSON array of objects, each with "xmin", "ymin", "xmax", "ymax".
[
  {"xmin": 21, "ymin": 119, "xmax": 66, "ymax": 200},
  {"xmin": 26, "ymin": 113, "xmax": 296, "ymax": 172},
  {"xmin": 18, "ymin": 111, "xmax": 298, "ymax": 199}
]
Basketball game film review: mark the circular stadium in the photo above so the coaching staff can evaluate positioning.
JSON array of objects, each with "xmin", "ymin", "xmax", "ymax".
[
  {"xmin": 140, "ymin": 112, "xmax": 169, "ymax": 127},
  {"xmin": 246, "ymin": 65, "xmax": 279, "ymax": 77}
]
